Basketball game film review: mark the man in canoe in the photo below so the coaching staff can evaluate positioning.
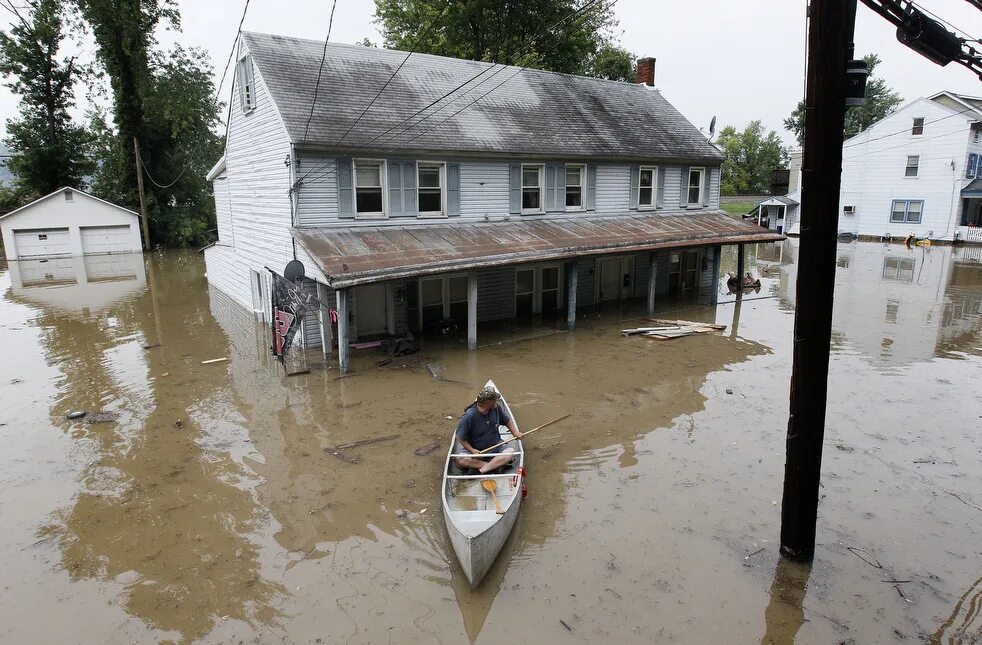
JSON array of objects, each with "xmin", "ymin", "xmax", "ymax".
[{"xmin": 455, "ymin": 386, "xmax": 524, "ymax": 474}]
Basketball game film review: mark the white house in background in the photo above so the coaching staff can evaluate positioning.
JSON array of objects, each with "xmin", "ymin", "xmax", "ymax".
[
  {"xmin": 0, "ymin": 187, "xmax": 143, "ymax": 260},
  {"xmin": 785, "ymin": 91, "xmax": 982, "ymax": 243}
]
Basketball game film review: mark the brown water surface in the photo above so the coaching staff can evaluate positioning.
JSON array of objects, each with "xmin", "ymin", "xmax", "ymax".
[{"xmin": 0, "ymin": 241, "xmax": 980, "ymax": 643}]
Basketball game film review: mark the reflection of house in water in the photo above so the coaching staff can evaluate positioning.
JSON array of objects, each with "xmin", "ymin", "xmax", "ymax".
[
  {"xmin": 6, "ymin": 254, "xmax": 147, "ymax": 315},
  {"xmin": 770, "ymin": 239, "xmax": 982, "ymax": 366}
]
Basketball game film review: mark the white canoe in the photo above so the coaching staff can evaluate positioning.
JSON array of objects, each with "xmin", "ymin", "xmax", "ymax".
[{"xmin": 442, "ymin": 379, "xmax": 524, "ymax": 587}]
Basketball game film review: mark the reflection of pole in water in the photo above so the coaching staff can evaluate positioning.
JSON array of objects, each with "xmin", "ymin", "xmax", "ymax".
[
  {"xmin": 761, "ymin": 557, "xmax": 811, "ymax": 645},
  {"xmin": 930, "ymin": 575, "xmax": 982, "ymax": 644}
]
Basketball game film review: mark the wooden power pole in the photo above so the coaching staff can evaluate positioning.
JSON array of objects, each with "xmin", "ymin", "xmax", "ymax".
[
  {"xmin": 780, "ymin": 0, "xmax": 857, "ymax": 562},
  {"xmin": 133, "ymin": 137, "xmax": 151, "ymax": 250}
]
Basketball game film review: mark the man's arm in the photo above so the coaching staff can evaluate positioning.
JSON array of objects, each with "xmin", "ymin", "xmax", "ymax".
[
  {"xmin": 506, "ymin": 419, "xmax": 523, "ymax": 439},
  {"xmin": 459, "ymin": 438, "xmax": 479, "ymax": 454}
]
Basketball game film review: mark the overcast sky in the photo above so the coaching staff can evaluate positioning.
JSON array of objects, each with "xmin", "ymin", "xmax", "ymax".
[{"xmin": 1, "ymin": 0, "xmax": 981, "ymax": 148}]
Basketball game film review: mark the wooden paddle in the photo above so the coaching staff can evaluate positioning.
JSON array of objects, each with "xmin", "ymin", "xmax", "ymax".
[
  {"xmin": 477, "ymin": 413, "xmax": 571, "ymax": 454},
  {"xmin": 481, "ymin": 479, "xmax": 505, "ymax": 514}
]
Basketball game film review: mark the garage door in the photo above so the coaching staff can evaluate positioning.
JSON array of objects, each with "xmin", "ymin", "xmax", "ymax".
[
  {"xmin": 80, "ymin": 225, "xmax": 133, "ymax": 255},
  {"xmin": 13, "ymin": 228, "xmax": 71, "ymax": 258}
]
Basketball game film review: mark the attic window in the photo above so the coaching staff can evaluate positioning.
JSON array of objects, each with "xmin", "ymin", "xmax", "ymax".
[
  {"xmin": 911, "ymin": 117, "xmax": 924, "ymax": 136},
  {"xmin": 236, "ymin": 55, "xmax": 256, "ymax": 113},
  {"xmin": 64, "ymin": 190, "xmax": 73, "ymax": 202}
]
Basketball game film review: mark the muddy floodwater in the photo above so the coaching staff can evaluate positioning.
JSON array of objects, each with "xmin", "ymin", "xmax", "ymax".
[{"xmin": 1, "ymin": 240, "xmax": 980, "ymax": 644}]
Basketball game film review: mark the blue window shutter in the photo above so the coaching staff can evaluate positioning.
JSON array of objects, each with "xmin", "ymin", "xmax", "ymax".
[
  {"xmin": 585, "ymin": 164, "xmax": 597, "ymax": 211},
  {"xmin": 655, "ymin": 167, "xmax": 666, "ymax": 208},
  {"xmin": 447, "ymin": 162, "xmax": 460, "ymax": 216},
  {"xmin": 968, "ymin": 153, "xmax": 978, "ymax": 178},
  {"xmin": 702, "ymin": 169, "xmax": 710, "ymax": 206},
  {"xmin": 976, "ymin": 159, "xmax": 982, "ymax": 180},
  {"xmin": 388, "ymin": 160, "xmax": 404, "ymax": 217},
  {"xmin": 509, "ymin": 163, "xmax": 521, "ymax": 214},
  {"xmin": 403, "ymin": 161, "xmax": 417, "ymax": 217},
  {"xmin": 629, "ymin": 165, "xmax": 640, "ymax": 209},
  {"xmin": 557, "ymin": 164, "xmax": 566, "ymax": 211},
  {"xmin": 680, "ymin": 166, "xmax": 690, "ymax": 206},
  {"xmin": 337, "ymin": 157, "xmax": 354, "ymax": 218},
  {"xmin": 546, "ymin": 163, "xmax": 564, "ymax": 212}
]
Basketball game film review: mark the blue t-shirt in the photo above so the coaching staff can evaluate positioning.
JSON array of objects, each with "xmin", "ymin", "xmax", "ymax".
[{"xmin": 455, "ymin": 405, "xmax": 512, "ymax": 451}]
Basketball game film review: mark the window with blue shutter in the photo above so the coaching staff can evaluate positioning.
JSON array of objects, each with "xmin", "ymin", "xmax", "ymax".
[
  {"xmin": 446, "ymin": 162, "xmax": 460, "ymax": 216},
  {"xmin": 545, "ymin": 163, "xmax": 565, "ymax": 212},
  {"xmin": 976, "ymin": 158, "xmax": 982, "ymax": 180},
  {"xmin": 968, "ymin": 153, "xmax": 978, "ymax": 178},
  {"xmin": 585, "ymin": 164, "xmax": 597, "ymax": 211},
  {"xmin": 509, "ymin": 164, "xmax": 522, "ymax": 214},
  {"xmin": 388, "ymin": 160, "xmax": 404, "ymax": 216},
  {"xmin": 629, "ymin": 165, "xmax": 640, "ymax": 209}
]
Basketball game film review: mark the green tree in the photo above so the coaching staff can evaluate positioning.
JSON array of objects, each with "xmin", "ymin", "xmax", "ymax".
[
  {"xmin": 718, "ymin": 121, "xmax": 789, "ymax": 195},
  {"xmin": 784, "ymin": 54, "xmax": 903, "ymax": 147},
  {"xmin": 586, "ymin": 44, "xmax": 635, "ymax": 82},
  {"xmin": 0, "ymin": 0, "xmax": 94, "ymax": 199},
  {"xmin": 77, "ymin": 1, "xmax": 221, "ymax": 247},
  {"xmin": 373, "ymin": 0, "xmax": 628, "ymax": 77}
]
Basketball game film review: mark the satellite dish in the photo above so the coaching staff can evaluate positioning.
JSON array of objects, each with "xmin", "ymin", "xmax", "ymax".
[
  {"xmin": 709, "ymin": 116, "xmax": 717, "ymax": 137},
  {"xmin": 284, "ymin": 259, "xmax": 305, "ymax": 283}
]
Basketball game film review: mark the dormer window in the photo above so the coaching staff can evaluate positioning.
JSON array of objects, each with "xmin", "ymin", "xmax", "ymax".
[
  {"xmin": 911, "ymin": 117, "xmax": 924, "ymax": 136},
  {"xmin": 236, "ymin": 55, "xmax": 256, "ymax": 113}
]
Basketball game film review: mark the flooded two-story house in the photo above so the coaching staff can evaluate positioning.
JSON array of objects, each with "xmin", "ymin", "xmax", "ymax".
[{"xmin": 204, "ymin": 32, "xmax": 782, "ymax": 372}]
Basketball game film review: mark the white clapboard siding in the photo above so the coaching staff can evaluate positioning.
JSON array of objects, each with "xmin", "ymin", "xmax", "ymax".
[
  {"xmin": 213, "ymin": 175, "xmax": 233, "ymax": 245},
  {"xmin": 595, "ymin": 164, "xmax": 631, "ymax": 213},
  {"xmin": 204, "ymin": 44, "xmax": 295, "ymax": 312},
  {"xmin": 295, "ymin": 151, "xmax": 339, "ymax": 226},
  {"xmin": 460, "ymin": 162, "xmax": 510, "ymax": 220},
  {"xmin": 839, "ymin": 96, "xmax": 974, "ymax": 240}
]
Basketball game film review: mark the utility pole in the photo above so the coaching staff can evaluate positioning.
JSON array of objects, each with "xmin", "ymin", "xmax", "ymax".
[
  {"xmin": 780, "ymin": 0, "xmax": 857, "ymax": 562},
  {"xmin": 133, "ymin": 137, "xmax": 151, "ymax": 250}
]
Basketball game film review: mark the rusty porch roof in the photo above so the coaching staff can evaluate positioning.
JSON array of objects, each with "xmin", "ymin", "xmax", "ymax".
[{"xmin": 293, "ymin": 211, "xmax": 784, "ymax": 289}]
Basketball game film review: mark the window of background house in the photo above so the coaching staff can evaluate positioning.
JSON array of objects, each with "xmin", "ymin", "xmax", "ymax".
[
  {"xmin": 905, "ymin": 155, "xmax": 919, "ymax": 177},
  {"xmin": 355, "ymin": 161, "xmax": 385, "ymax": 216},
  {"xmin": 522, "ymin": 165, "xmax": 543, "ymax": 212},
  {"xmin": 687, "ymin": 168, "xmax": 704, "ymax": 205},
  {"xmin": 890, "ymin": 199, "xmax": 923, "ymax": 224},
  {"xmin": 566, "ymin": 165, "xmax": 584, "ymax": 209},
  {"xmin": 418, "ymin": 163, "xmax": 444, "ymax": 215},
  {"xmin": 639, "ymin": 166, "xmax": 656, "ymax": 207},
  {"xmin": 911, "ymin": 117, "xmax": 924, "ymax": 136}
]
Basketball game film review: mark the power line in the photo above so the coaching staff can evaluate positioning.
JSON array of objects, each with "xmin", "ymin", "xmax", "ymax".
[
  {"xmin": 136, "ymin": 147, "xmax": 191, "ymax": 189},
  {"xmin": 297, "ymin": 0, "xmax": 610, "ymax": 184},
  {"xmin": 842, "ymin": 126, "xmax": 972, "ymax": 161},
  {"xmin": 333, "ymin": 0, "xmax": 453, "ymax": 147},
  {"xmin": 216, "ymin": 0, "xmax": 252, "ymax": 104},
  {"xmin": 911, "ymin": 1, "xmax": 978, "ymax": 41},
  {"xmin": 842, "ymin": 105, "xmax": 979, "ymax": 149},
  {"xmin": 300, "ymin": 0, "xmax": 340, "ymax": 149}
]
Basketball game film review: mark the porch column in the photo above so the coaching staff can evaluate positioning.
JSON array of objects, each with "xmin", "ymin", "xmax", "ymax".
[
  {"xmin": 566, "ymin": 261, "xmax": 578, "ymax": 331},
  {"xmin": 467, "ymin": 274, "xmax": 478, "ymax": 350},
  {"xmin": 737, "ymin": 243, "xmax": 746, "ymax": 282},
  {"xmin": 317, "ymin": 282, "xmax": 333, "ymax": 358},
  {"xmin": 710, "ymin": 245, "xmax": 722, "ymax": 305},
  {"xmin": 647, "ymin": 252, "xmax": 657, "ymax": 317},
  {"xmin": 336, "ymin": 288, "xmax": 350, "ymax": 374}
]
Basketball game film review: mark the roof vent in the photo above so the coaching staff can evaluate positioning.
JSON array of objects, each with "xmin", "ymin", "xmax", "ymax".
[
  {"xmin": 637, "ymin": 57, "xmax": 656, "ymax": 87},
  {"xmin": 64, "ymin": 189, "xmax": 73, "ymax": 202}
]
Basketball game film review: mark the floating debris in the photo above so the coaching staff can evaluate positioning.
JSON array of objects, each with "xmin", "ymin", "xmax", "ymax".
[
  {"xmin": 85, "ymin": 411, "xmax": 119, "ymax": 424},
  {"xmin": 65, "ymin": 410, "xmax": 86, "ymax": 420}
]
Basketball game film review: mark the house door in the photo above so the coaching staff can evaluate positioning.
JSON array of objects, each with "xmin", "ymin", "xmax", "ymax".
[
  {"xmin": 354, "ymin": 283, "xmax": 388, "ymax": 336},
  {"xmin": 680, "ymin": 250, "xmax": 699, "ymax": 291},
  {"xmin": 516, "ymin": 269, "xmax": 535, "ymax": 319},
  {"xmin": 598, "ymin": 257, "xmax": 634, "ymax": 301}
]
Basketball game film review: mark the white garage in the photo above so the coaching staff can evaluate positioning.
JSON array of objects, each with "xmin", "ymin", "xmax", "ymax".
[{"xmin": 0, "ymin": 187, "xmax": 143, "ymax": 260}]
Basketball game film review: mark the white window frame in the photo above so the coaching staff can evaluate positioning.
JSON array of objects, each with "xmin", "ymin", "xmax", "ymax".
[
  {"xmin": 515, "ymin": 264, "xmax": 564, "ymax": 314},
  {"xmin": 416, "ymin": 161, "xmax": 446, "ymax": 218},
  {"xmin": 353, "ymin": 158, "xmax": 388, "ymax": 219},
  {"xmin": 889, "ymin": 199, "xmax": 923, "ymax": 224},
  {"xmin": 686, "ymin": 167, "xmax": 705, "ymax": 207},
  {"xmin": 638, "ymin": 165, "xmax": 658, "ymax": 209},
  {"xmin": 911, "ymin": 117, "xmax": 924, "ymax": 136},
  {"xmin": 904, "ymin": 155, "xmax": 919, "ymax": 177},
  {"xmin": 521, "ymin": 163, "xmax": 545, "ymax": 214},
  {"xmin": 417, "ymin": 274, "xmax": 467, "ymax": 327},
  {"xmin": 236, "ymin": 55, "xmax": 255, "ymax": 113},
  {"xmin": 565, "ymin": 164, "xmax": 586, "ymax": 211}
]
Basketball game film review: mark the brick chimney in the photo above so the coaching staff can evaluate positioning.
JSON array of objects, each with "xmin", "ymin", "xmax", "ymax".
[{"xmin": 636, "ymin": 57, "xmax": 656, "ymax": 86}]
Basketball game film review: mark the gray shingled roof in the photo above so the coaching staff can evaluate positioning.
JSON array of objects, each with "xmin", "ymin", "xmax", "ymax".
[{"xmin": 242, "ymin": 32, "xmax": 723, "ymax": 164}]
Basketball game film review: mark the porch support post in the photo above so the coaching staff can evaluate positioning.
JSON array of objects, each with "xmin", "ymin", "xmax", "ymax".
[
  {"xmin": 737, "ymin": 243, "xmax": 746, "ymax": 283},
  {"xmin": 317, "ymin": 282, "xmax": 333, "ymax": 358},
  {"xmin": 710, "ymin": 245, "xmax": 722, "ymax": 305},
  {"xmin": 336, "ymin": 288, "xmax": 350, "ymax": 374},
  {"xmin": 566, "ymin": 261, "xmax": 578, "ymax": 331},
  {"xmin": 647, "ymin": 252, "xmax": 657, "ymax": 317},
  {"xmin": 467, "ymin": 274, "xmax": 478, "ymax": 350}
]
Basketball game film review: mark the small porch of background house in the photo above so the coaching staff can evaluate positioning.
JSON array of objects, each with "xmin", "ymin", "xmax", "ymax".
[
  {"xmin": 292, "ymin": 212, "xmax": 782, "ymax": 373},
  {"xmin": 958, "ymin": 180, "xmax": 982, "ymax": 243},
  {"xmin": 748, "ymin": 196, "xmax": 799, "ymax": 234}
]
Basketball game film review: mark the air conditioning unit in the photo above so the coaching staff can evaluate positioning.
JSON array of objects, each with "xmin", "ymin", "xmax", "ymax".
[{"xmin": 843, "ymin": 205, "xmax": 856, "ymax": 216}]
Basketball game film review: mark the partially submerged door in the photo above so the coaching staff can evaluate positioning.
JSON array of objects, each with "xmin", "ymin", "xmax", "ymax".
[
  {"xmin": 598, "ymin": 257, "xmax": 634, "ymax": 301},
  {"xmin": 354, "ymin": 283, "xmax": 388, "ymax": 336},
  {"xmin": 13, "ymin": 228, "xmax": 70, "ymax": 258}
]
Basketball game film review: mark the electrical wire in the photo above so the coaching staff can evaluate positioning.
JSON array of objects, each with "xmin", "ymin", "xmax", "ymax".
[
  {"xmin": 136, "ymin": 147, "xmax": 191, "ymax": 189},
  {"xmin": 911, "ymin": 1, "xmax": 978, "ymax": 41},
  {"xmin": 843, "ymin": 105, "xmax": 979, "ymax": 149},
  {"xmin": 300, "ymin": 0, "xmax": 340, "ymax": 149},
  {"xmin": 297, "ymin": 0, "xmax": 610, "ymax": 185},
  {"xmin": 333, "ymin": 0, "xmax": 453, "ymax": 147},
  {"xmin": 842, "ymin": 127, "xmax": 973, "ymax": 161},
  {"xmin": 216, "ymin": 0, "xmax": 252, "ymax": 103}
]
